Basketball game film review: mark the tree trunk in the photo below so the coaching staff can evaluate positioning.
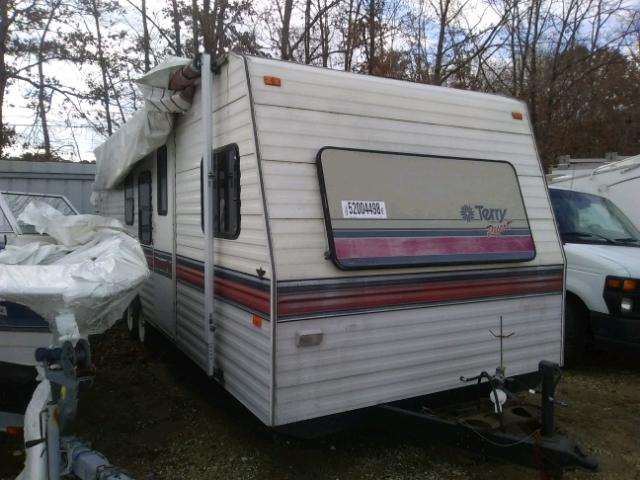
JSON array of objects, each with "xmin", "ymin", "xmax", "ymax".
[
  {"xmin": 91, "ymin": 0, "xmax": 113, "ymax": 136},
  {"xmin": 214, "ymin": 0, "xmax": 227, "ymax": 56},
  {"xmin": 281, "ymin": 0, "xmax": 294, "ymax": 59},
  {"xmin": 304, "ymin": 0, "xmax": 312, "ymax": 63},
  {"xmin": 141, "ymin": 0, "xmax": 150, "ymax": 71},
  {"xmin": 368, "ymin": 0, "xmax": 375, "ymax": 74},
  {"xmin": 202, "ymin": 0, "xmax": 214, "ymax": 54},
  {"xmin": 0, "ymin": 0, "xmax": 9, "ymax": 153},
  {"xmin": 433, "ymin": 0, "xmax": 450, "ymax": 85},
  {"xmin": 192, "ymin": 0, "xmax": 200, "ymax": 54},
  {"xmin": 171, "ymin": 0, "xmax": 182, "ymax": 55}
]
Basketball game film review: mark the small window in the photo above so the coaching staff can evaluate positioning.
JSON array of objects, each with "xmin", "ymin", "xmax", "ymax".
[
  {"xmin": 124, "ymin": 173, "xmax": 134, "ymax": 225},
  {"xmin": 201, "ymin": 144, "xmax": 241, "ymax": 238},
  {"xmin": 157, "ymin": 145, "xmax": 168, "ymax": 216},
  {"xmin": 138, "ymin": 170, "xmax": 153, "ymax": 244}
]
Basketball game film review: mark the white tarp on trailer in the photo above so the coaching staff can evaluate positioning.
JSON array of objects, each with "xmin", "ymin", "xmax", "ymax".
[{"xmin": 93, "ymin": 56, "xmax": 193, "ymax": 191}]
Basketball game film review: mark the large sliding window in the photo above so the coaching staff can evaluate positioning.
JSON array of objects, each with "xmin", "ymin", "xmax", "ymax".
[
  {"xmin": 200, "ymin": 144, "xmax": 241, "ymax": 238},
  {"xmin": 157, "ymin": 145, "xmax": 168, "ymax": 216},
  {"xmin": 138, "ymin": 170, "xmax": 153, "ymax": 245},
  {"xmin": 317, "ymin": 147, "xmax": 535, "ymax": 269},
  {"xmin": 124, "ymin": 173, "xmax": 134, "ymax": 225}
]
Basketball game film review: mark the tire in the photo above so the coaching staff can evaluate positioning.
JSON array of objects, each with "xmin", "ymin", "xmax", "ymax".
[
  {"xmin": 564, "ymin": 297, "xmax": 588, "ymax": 367},
  {"xmin": 125, "ymin": 306, "xmax": 138, "ymax": 340},
  {"xmin": 137, "ymin": 314, "xmax": 147, "ymax": 344}
]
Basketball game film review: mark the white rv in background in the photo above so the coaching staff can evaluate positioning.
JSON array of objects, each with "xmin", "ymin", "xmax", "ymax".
[
  {"xmin": 549, "ymin": 154, "xmax": 640, "ymax": 229},
  {"xmin": 93, "ymin": 53, "xmax": 565, "ymax": 427}
]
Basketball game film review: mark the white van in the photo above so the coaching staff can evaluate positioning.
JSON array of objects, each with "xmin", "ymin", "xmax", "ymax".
[
  {"xmin": 548, "ymin": 187, "xmax": 640, "ymax": 361},
  {"xmin": 549, "ymin": 154, "xmax": 640, "ymax": 229}
]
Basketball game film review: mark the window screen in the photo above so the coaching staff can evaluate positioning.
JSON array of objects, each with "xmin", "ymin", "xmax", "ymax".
[
  {"xmin": 124, "ymin": 174, "xmax": 134, "ymax": 225},
  {"xmin": 157, "ymin": 145, "xmax": 168, "ymax": 216},
  {"xmin": 138, "ymin": 170, "xmax": 152, "ymax": 245},
  {"xmin": 317, "ymin": 147, "xmax": 535, "ymax": 269},
  {"xmin": 201, "ymin": 144, "xmax": 241, "ymax": 238}
]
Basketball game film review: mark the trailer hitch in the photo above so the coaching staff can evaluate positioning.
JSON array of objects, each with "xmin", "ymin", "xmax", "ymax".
[{"xmin": 373, "ymin": 361, "xmax": 598, "ymax": 474}]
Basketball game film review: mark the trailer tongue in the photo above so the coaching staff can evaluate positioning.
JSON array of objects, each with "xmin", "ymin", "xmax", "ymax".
[{"xmin": 375, "ymin": 361, "xmax": 597, "ymax": 474}]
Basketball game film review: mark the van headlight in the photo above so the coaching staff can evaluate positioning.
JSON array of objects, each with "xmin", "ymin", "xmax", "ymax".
[{"xmin": 604, "ymin": 277, "xmax": 639, "ymax": 317}]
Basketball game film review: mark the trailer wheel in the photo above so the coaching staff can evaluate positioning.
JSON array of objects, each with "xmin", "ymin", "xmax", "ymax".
[
  {"xmin": 137, "ymin": 315, "xmax": 147, "ymax": 344},
  {"xmin": 125, "ymin": 306, "xmax": 138, "ymax": 340},
  {"xmin": 564, "ymin": 297, "xmax": 588, "ymax": 367}
]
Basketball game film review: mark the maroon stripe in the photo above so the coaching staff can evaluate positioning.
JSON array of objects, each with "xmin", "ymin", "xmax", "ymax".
[
  {"xmin": 174, "ymin": 259, "xmax": 561, "ymax": 319},
  {"xmin": 277, "ymin": 272, "xmax": 562, "ymax": 316},
  {"xmin": 335, "ymin": 235, "xmax": 535, "ymax": 259},
  {"xmin": 175, "ymin": 264, "xmax": 270, "ymax": 315}
]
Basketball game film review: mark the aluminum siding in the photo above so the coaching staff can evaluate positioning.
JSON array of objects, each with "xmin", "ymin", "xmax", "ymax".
[
  {"xmin": 173, "ymin": 55, "xmax": 272, "ymax": 421},
  {"xmin": 245, "ymin": 56, "xmax": 564, "ymax": 425},
  {"xmin": 274, "ymin": 294, "xmax": 561, "ymax": 424}
]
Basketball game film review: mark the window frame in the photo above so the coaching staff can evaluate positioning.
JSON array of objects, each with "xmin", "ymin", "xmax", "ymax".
[
  {"xmin": 138, "ymin": 170, "xmax": 153, "ymax": 245},
  {"xmin": 124, "ymin": 173, "xmax": 135, "ymax": 225},
  {"xmin": 316, "ymin": 146, "xmax": 535, "ymax": 270},
  {"xmin": 200, "ymin": 143, "xmax": 241, "ymax": 239},
  {"xmin": 156, "ymin": 144, "xmax": 168, "ymax": 216}
]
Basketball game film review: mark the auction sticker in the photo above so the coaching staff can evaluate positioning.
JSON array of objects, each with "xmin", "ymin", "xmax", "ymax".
[{"xmin": 341, "ymin": 200, "xmax": 387, "ymax": 219}]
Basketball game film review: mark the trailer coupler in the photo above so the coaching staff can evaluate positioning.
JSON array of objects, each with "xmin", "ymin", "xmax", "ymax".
[{"xmin": 373, "ymin": 361, "xmax": 598, "ymax": 474}]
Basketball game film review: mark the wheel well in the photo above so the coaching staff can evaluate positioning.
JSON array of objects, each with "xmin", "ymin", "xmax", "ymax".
[
  {"xmin": 565, "ymin": 291, "xmax": 592, "ymax": 337},
  {"xmin": 131, "ymin": 295, "xmax": 142, "ymax": 317}
]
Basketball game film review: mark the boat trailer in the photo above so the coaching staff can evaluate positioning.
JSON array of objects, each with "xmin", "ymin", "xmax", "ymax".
[
  {"xmin": 2, "ymin": 340, "xmax": 132, "ymax": 480},
  {"xmin": 373, "ymin": 360, "xmax": 598, "ymax": 474}
]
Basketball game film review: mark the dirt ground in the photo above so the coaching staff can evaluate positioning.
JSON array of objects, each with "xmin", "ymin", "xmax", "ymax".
[{"xmin": 1, "ymin": 322, "xmax": 639, "ymax": 480}]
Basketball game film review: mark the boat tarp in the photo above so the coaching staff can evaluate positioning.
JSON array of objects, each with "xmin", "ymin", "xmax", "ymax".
[{"xmin": 0, "ymin": 200, "xmax": 149, "ymax": 341}]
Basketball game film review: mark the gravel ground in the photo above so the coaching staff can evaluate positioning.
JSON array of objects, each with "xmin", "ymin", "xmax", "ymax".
[{"xmin": 2, "ymin": 322, "xmax": 639, "ymax": 480}]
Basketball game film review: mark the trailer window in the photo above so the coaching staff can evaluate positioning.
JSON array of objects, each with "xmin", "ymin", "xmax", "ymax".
[
  {"xmin": 201, "ymin": 144, "xmax": 241, "ymax": 239},
  {"xmin": 124, "ymin": 173, "xmax": 134, "ymax": 225},
  {"xmin": 157, "ymin": 145, "xmax": 168, "ymax": 216},
  {"xmin": 317, "ymin": 147, "xmax": 535, "ymax": 269},
  {"xmin": 138, "ymin": 170, "xmax": 152, "ymax": 245}
]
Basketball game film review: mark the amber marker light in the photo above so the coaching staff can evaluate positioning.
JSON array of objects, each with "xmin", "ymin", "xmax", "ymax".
[
  {"xmin": 623, "ymin": 279, "xmax": 637, "ymax": 291},
  {"xmin": 263, "ymin": 76, "xmax": 282, "ymax": 87},
  {"xmin": 606, "ymin": 277, "xmax": 622, "ymax": 289},
  {"xmin": 252, "ymin": 314, "xmax": 263, "ymax": 328},
  {"xmin": 511, "ymin": 111, "xmax": 523, "ymax": 120},
  {"xmin": 5, "ymin": 426, "xmax": 22, "ymax": 436}
]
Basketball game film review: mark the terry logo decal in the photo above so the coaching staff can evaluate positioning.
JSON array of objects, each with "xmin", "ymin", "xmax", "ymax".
[{"xmin": 460, "ymin": 204, "xmax": 507, "ymax": 223}]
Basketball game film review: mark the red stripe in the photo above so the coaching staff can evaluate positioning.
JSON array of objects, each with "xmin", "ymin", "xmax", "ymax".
[
  {"xmin": 335, "ymin": 235, "xmax": 535, "ymax": 259},
  {"xmin": 175, "ymin": 261, "xmax": 561, "ymax": 318},
  {"xmin": 277, "ymin": 273, "xmax": 562, "ymax": 316},
  {"xmin": 175, "ymin": 264, "xmax": 270, "ymax": 314}
]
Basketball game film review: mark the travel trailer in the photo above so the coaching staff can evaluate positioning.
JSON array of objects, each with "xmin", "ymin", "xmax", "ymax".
[
  {"xmin": 549, "ymin": 154, "xmax": 640, "ymax": 229},
  {"xmin": 93, "ymin": 53, "xmax": 565, "ymax": 428}
]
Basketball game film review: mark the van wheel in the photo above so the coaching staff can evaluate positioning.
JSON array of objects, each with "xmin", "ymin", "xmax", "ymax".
[
  {"xmin": 564, "ymin": 297, "xmax": 588, "ymax": 367},
  {"xmin": 125, "ymin": 307, "xmax": 138, "ymax": 340}
]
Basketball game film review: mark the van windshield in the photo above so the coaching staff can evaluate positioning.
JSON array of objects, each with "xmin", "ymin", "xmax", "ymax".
[{"xmin": 549, "ymin": 189, "xmax": 640, "ymax": 246}]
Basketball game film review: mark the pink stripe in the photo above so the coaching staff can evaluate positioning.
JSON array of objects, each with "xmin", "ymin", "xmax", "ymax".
[{"xmin": 335, "ymin": 235, "xmax": 535, "ymax": 259}]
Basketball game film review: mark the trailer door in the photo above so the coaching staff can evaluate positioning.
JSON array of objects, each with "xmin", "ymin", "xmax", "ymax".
[{"xmin": 150, "ymin": 144, "xmax": 177, "ymax": 338}]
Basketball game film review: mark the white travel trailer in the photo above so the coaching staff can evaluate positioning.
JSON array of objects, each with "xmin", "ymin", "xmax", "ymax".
[
  {"xmin": 93, "ymin": 53, "xmax": 565, "ymax": 428},
  {"xmin": 549, "ymin": 154, "xmax": 640, "ymax": 229}
]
